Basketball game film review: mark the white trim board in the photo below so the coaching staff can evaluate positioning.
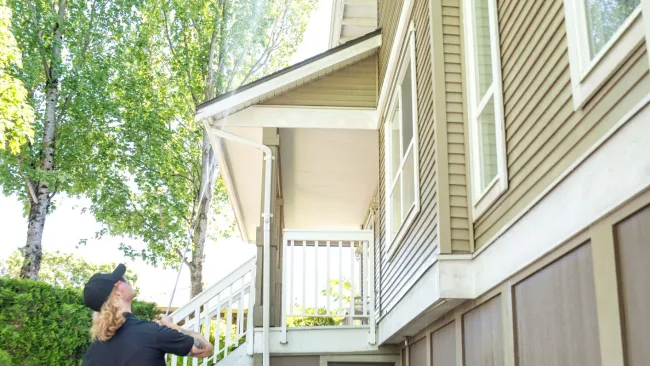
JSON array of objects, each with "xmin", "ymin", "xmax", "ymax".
[
  {"xmin": 253, "ymin": 327, "xmax": 385, "ymax": 354},
  {"xmin": 212, "ymin": 105, "xmax": 377, "ymax": 130},
  {"xmin": 375, "ymin": 0, "xmax": 416, "ymax": 126},
  {"xmin": 563, "ymin": 2, "xmax": 644, "ymax": 109},
  {"xmin": 438, "ymin": 94, "xmax": 650, "ymax": 299},
  {"xmin": 196, "ymin": 34, "xmax": 382, "ymax": 122}
]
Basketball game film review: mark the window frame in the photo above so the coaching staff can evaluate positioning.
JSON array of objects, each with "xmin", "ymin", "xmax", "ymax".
[
  {"xmin": 563, "ymin": 0, "xmax": 644, "ymax": 109},
  {"xmin": 384, "ymin": 24, "xmax": 420, "ymax": 259},
  {"xmin": 462, "ymin": 0, "xmax": 509, "ymax": 221}
]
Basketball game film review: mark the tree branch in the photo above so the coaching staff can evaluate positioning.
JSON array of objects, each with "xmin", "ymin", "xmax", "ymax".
[
  {"xmin": 16, "ymin": 157, "xmax": 38, "ymax": 204},
  {"xmin": 239, "ymin": 2, "xmax": 292, "ymax": 86},
  {"xmin": 162, "ymin": 7, "xmax": 198, "ymax": 105},
  {"xmin": 174, "ymin": 248, "xmax": 192, "ymax": 268},
  {"xmin": 27, "ymin": 1, "xmax": 51, "ymax": 79}
]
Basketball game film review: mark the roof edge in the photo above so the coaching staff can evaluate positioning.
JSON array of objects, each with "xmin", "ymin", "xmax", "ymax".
[{"xmin": 196, "ymin": 29, "xmax": 382, "ymax": 113}]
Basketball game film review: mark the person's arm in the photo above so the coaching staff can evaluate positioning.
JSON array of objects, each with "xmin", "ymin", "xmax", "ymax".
[{"xmin": 157, "ymin": 315, "xmax": 214, "ymax": 358}]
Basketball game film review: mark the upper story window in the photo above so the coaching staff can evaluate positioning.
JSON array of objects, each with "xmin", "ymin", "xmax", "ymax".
[
  {"xmin": 384, "ymin": 26, "xmax": 419, "ymax": 257},
  {"xmin": 564, "ymin": 0, "xmax": 643, "ymax": 108},
  {"xmin": 462, "ymin": 0, "xmax": 508, "ymax": 219}
]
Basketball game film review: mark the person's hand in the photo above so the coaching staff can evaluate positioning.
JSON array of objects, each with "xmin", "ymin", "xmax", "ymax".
[{"xmin": 156, "ymin": 315, "xmax": 175, "ymax": 328}]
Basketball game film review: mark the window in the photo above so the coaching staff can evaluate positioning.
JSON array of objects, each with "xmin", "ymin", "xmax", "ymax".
[
  {"xmin": 564, "ymin": 0, "xmax": 644, "ymax": 108},
  {"xmin": 462, "ymin": 0, "xmax": 508, "ymax": 219},
  {"xmin": 384, "ymin": 27, "xmax": 419, "ymax": 257}
]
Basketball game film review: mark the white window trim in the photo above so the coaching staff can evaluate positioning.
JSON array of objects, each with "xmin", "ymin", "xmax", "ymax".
[
  {"xmin": 384, "ymin": 24, "xmax": 420, "ymax": 260},
  {"xmin": 462, "ymin": 0, "xmax": 509, "ymax": 221},
  {"xmin": 564, "ymin": 1, "xmax": 645, "ymax": 109},
  {"xmin": 643, "ymin": 0, "xmax": 650, "ymax": 66}
]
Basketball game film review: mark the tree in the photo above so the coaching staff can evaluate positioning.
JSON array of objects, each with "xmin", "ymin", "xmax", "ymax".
[
  {"xmin": 0, "ymin": 1, "xmax": 34, "ymax": 154},
  {"xmin": 94, "ymin": 0, "xmax": 316, "ymax": 298},
  {"xmin": 0, "ymin": 0, "xmax": 148, "ymax": 280},
  {"xmin": 1, "ymin": 250, "xmax": 139, "ymax": 291}
]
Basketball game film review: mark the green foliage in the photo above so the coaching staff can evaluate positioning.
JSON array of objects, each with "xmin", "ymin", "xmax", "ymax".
[
  {"xmin": 286, "ymin": 305, "xmax": 344, "ymax": 327},
  {"xmin": 0, "ymin": 250, "xmax": 139, "ymax": 291},
  {"xmin": 0, "ymin": 277, "xmax": 158, "ymax": 366},
  {"xmin": 0, "ymin": 1, "xmax": 34, "ymax": 154},
  {"xmin": 97, "ymin": 0, "xmax": 317, "ymax": 270},
  {"xmin": 0, "ymin": 350, "xmax": 12, "ymax": 366},
  {"xmin": 286, "ymin": 278, "xmax": 358, "ymax": 327}
]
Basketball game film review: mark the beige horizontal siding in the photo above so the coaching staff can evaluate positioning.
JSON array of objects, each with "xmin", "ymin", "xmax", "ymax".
[
  {"xmin": 377, "ymin": 0, "xmax": 438, "ymax": 317},
  {"xmin": 442, "ymin": 0, "xmax": 471, "ymax": 253},
  {"xmin": 378, "ymin": 0, "xmax": 404, "ymax": 91},
  {"xmin": 262, "ymin": 55, "xmax": 377, "ymax": 108},
  {"xmin": 474, "ymin": 0, "xmax": 650, "ymax": 248}
]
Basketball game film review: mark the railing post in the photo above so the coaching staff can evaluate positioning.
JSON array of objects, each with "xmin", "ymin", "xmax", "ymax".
[
  {"xmin": 281, "ymin": 235, "xmax": 288, "ymax": 343},
  {"xmin": 367, "ymin": 232, "xmax": 376, "ymax": 344},
  {"xmin": 247, "ymin": 265, "xmax": 256, "ymax": 355}
]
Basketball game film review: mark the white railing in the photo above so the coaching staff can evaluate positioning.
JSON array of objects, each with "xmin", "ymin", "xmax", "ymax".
[
  {"xmin": 168, "ymin": 257, "xmax": 256, "ymax": 366},
  {"xmin": 280, "ymin": 230, "xmax": 376, "ymax": 344}
]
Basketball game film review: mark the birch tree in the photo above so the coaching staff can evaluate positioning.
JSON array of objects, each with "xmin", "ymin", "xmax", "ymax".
[
  {"xmin": 93, "ymin": 0, "xmax": 315, "ymax": 297},
  {"xmin": 0, "ymin": 0, "xmax": 144, "ymax": 279}
]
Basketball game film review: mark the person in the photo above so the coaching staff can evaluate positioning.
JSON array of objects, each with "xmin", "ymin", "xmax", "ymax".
[{"xmin": 81, "ymin": 264, "xmax": 214, "ymax": 365}]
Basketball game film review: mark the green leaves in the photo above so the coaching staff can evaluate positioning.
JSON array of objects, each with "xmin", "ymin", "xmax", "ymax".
[
  {"xmin": 0, "ymin": 0, "xmax": 315, "ymax": 285},
  {"xmin": 0, "ymin": 277, "xmax": 158, "ymax": 366},
  {"xmin": 1, "ymin": 250, "xmax": 140, "ymax": 292},
  {"xmin": 0, "ymin": 2, "xmax": 34, "ymax": 154}
]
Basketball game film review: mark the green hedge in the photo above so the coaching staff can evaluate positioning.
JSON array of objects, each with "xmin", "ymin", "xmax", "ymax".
[{"xmin": 0, "ymin": 277, "xmax": 159, "ymax": 366}]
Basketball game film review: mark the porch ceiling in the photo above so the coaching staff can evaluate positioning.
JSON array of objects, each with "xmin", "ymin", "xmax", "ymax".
[
  {"xmin": 280, "ymin": 128, "xmax": 378, "ymax": 230},
  {"xmin": 207, "ymin": 126, "xmax": 264, "ymax": 243}
]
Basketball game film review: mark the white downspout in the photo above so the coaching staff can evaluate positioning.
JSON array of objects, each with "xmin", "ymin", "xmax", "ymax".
[{"xmin": 208, "ymin": 128, "xmax": 273, "ymax": 366}]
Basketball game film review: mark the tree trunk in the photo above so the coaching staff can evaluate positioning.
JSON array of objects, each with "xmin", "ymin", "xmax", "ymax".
[
  {"xmin": 20, "ymin": 0, "xmax": 66, "ymax": 280},
  {"xmin": 189, "ymin": 132, "xmax": 216, "ymax": 297},
  {"xmin": 20, "ymin": 181, "xmax": 52, "ymax": 279}
]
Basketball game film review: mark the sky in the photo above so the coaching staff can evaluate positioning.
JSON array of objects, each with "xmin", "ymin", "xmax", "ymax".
[{"xmin": 0, "ymin": 0, "xmax": 332, "ymax": 307}]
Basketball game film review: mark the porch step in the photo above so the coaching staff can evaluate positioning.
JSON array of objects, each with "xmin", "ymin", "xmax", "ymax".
[{"xmin": 216, "ymin": 342, "xmax": 253, "ymax": 366}]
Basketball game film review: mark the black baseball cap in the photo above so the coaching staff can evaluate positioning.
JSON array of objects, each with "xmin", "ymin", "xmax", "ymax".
[{"xmin": 83, "ymin": 264, "xmax": 127, "ymax": 312}]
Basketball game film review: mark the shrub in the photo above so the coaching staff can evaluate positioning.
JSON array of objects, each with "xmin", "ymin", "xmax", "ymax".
[
  {"xmin": 0, "ymin": 277, "xmax": 158, "ymax": 366},
  {"xmin": 0, "ymin": 350, "xmax": 12, "ymax": 366}
]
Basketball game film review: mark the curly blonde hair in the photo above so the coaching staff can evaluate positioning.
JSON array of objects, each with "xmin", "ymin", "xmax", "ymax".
[{"xmin": 90, "ymin": 288, "xmax": 126, "ymax": 342}]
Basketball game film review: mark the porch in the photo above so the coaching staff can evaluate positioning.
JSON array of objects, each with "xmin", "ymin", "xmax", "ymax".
[{"xmin": 166, "ymin": 229, "xmax": 379, "ymax": 366}]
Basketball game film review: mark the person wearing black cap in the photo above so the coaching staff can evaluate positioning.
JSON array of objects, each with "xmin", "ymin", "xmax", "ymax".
[{"xmin": 81, "ymin": 264, "xmax": 213, "ymax": 365}]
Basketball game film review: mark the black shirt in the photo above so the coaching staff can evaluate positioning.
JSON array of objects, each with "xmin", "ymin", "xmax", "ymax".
[{"xmin": 82, "ymin": 313, "xmax": 194, "ymax": 366}]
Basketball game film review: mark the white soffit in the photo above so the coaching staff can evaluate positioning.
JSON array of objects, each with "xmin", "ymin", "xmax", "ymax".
[
  {"xmin": 329, "ymin": 0, "xmax": 378, "ymax": 48},
  {"xmin": 280, "ymin": 128, "xmax": 379, "ymax": 230},
  {"xmin": 206, "ymin": 125, "xmax": 264, "ymax": 244}
]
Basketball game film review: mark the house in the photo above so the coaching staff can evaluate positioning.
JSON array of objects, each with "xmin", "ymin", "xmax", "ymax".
[{"xmin": 170, "ymin": 0, "xmax": 650, "ymax": 365}]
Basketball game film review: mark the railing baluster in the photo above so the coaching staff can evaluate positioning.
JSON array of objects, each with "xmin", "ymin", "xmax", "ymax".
[
  {"xmin": 290, "ymin": 240, "xmax": 295, "ymax": 315},
  {"xmin": 193, "ymin": 307, "xmax": 200, "ymax": 366},
  {"xmin": 215, "ymin": 293, "xmax": 221, "ymax": 355},
  {"xmin": 363, "ymin": 240, "xmax": 368, "ymax": 317},
  {"xmin": 326, "ymin": 240, "xmax": 331, "ymax": 315},
  {"xmin": 314, "ymin": 240, "xmax": 318, "ymax": 312},
  {"xmin": 350, "ymin": 241, "xmax": 355, "ymax": 324},
  {"xmin": 302, "ymin": 240, "xmax": 306, "ymax": 316},
  {"xmin": 281, "ymin": 236, "xmax": 288, "ymax": 344},
  {"xmin": 338, "ymin": 240, "xmax": 343, "ymax": 316},
  {"xmin": 202, "ymin": 302, "xmax": 211, "ymax": 366},
  {"xmin": 183, "ymin": 316, "xmax": 189, "ymax": 366},
  {"xmin": 238, "ymin": 277, "xmax": 245, "ymax": 338},
  {"xmin": 247, "ymin": 266, "xmax": 256, "ymax": 354},
  {"xmin": 225, "ymin": 285, "xmax": 233, "ymax": 356}
]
